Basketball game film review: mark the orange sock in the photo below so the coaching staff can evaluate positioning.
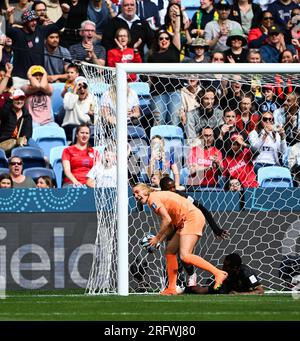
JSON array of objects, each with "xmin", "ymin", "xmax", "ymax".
[
  {"xmin": 165, "ymin": 254, "xmax": 178, "ymax": 290},
  {"xmin": 181, "ymin": 254, "xmax": 219, "ymax": 276}
]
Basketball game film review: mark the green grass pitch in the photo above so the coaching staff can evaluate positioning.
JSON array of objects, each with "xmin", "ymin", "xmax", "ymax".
[{"xmin": 0, "ymin": 291, "xmax": 300, "ymax": 321}]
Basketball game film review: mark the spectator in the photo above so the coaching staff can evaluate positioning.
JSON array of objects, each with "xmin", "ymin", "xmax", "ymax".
[
  {"xmin": 44, "ymin": 30, "xmax": 72, "ymax": 83},
  {"xmin": 0, "ymin": 173, "xmax": 13, "ymax": 188},
  {"xmin": 107, "ymin": 27, "xmax": 142, "ymax": 82},
  {"xmin": 185, "ymin": 253, "xmax": 264, "ymax": 295},
  {"xmin": 87, "ymin": 0, "xmax": 117, "ymax": 38},
  {"xmin": 224, "ymin": 29, "xmax": 248, "ymax": 63},
  {"xmin": 148, "ymin": 26, "xmax": 182, "ymax": 126},
  {"xmin": 288, "ymin": 131, "xmax": 300, "ymax": 185},
  {"xmin": 36, "ymin": 175, "xmax": 54, "ymax": 188},
  {"xmin": 246, "ymin": 47, "xmax": 262, "ymax": 62},
  {"xmin": 69, "ymin": 20, "xmax": 106, "ymax": 67},
  {"xmin": 185, "ymin": 87, "xmax": 223, "ymax": 144},
  {"xmin": 0, "ymin": 63, "xmax": 13, "ymax": 109},
  {"xmin": 0, "ymin": 89, "xmax": 35, "ymax": 156},
  {"xmin": 0, "ymin": 35, "xmax": 13, "ymax": 68},
  {"xmin": 102, "ymin": 0, "xmax": 154, "ymax": 61},
  {"xmin": 228, "ymin": 178, "xmax": 242, "ymax": 191},
  {"xmin": 222, "ymin": 133, "xmax": 259, "ymax": 188},
  {"xmin": 146, "ymin": 135, "xmax": 182, "ymax": 189},
  {"xmin": 62, "ymin": 76, "xmax": 96, "ymax": 141},
  {"xmin": 136, "ymin": 0, "xmax": 161, "ymax": 31},
  {"xmin": 235, "ymin": 93, "xmax": 259, "ymax": 136},
  {"xmin": 186, "ymin": 126, "xmax": 223, "ymax": 188},
  {"xmin": 204, "ymin": 0, "xmax": 243, "ymax": 53},
  {"xmin": 61, "ymin": 63, "xmax": 80, "ymax": 97},
  {"xmin": 10, "ymin": 0, "xmax": 33, "ymax": 26},
  {"xmin": 86, "ymin": 145, "xmax": 117, "ymax": 188},
  {"xmin": 189, "ymin": 0, "xmax": 217, "ymax": 39},
  {"xmin": 248, "ymin": 111, "xmax": 287, "ymax": 174},
  {"xmin": 279, "ymin": 48, "xmax": 297, "ymax": 62},
  {"xmin": 220, "ymin": 74, "xmax": 245, "ymax": 111},
  {"xmin": 179, "ymin": 78, "xmax": 202, "ymax": 127},
  {"xmin": 8, "ymin": 156, "xmax": 36, "ymax": 188},
  {"xmin": 60, "ymin": 0, "xmax": 89, "ymax": 48},
  {"xmin": 267, "ymin": 0, "xmax": 299, "ymax": 31},
  {"xmin": 150, "ymin": 169, "xmax": 163, "ymax": 188},
  {"xmin": 62, "ymin": 123, "xmax": 98, "ymax": 187},
  {"xmin": 5, "ymin": 4, "xmax": 70, "ymax": 85},
  {"xmin": 248, "ymin": 10, "xmax": 275, "ymax": 48},
  {"xmin": 32, "ymin": 0, "xmax": 53, "ymax": 26},
  {"xmin": 43, "ymin": 0, "xmax": 62, "ymax": 23},
  {"xmin": 258, "ymin": 84, "xmax": 279, "ymax": 114},
  {"xmin": 21, "ymin": 65, "xmax": 57, "ymax": 127},
  {"xmin": 229, "ymin": 0, "xmax": 262, "ymax": 36},
  {"xmin": 185, "ymin": 37, "xmax": 211, "ymax": 63}
]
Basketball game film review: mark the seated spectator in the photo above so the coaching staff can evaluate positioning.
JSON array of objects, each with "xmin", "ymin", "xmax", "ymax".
[
  {"xmin": 44, "ymin": 30, "xmax": 72, "ymax": 83},
  {"xmin": 179, "ymin": 78, "xmax": 202, "ymax": 126},
  {"xmin": 62, "ymin": 123, "xmax": 99, "ymax": 187},
  {"xmin": 36, "ymin": 175, "xmax": 54, "ymax": 188},
  {"xmin": 8, "ymin": 156, "xmax": 36, "ymax": 188},
  {"xmin": 248, "ymin": 10, "xmax": 274, "ymax": 48},
  {"xmin": 228, "ymin": 178, "xmax": 242, "ymax": 191},
  {"xmin": 0, "ymin": 173, "xmax": 13, "ymax": 188},
  {"xmin": 107, "ymin": 28, "xmax": 142, "ymax": 82},
  {"xmin": 224, "ymin": 29, "xmax": 248, "ymax": 63},
  {"xmin": 258, "ymin": 84, "xmax": 279, "ymax": 114},
  {"xmin": 288, "ymin": 131, "xmax": 300, "ymax": 186},
  {"xmin": 61, "ymin": 63, "xmax": 80, "ymax": 97},
  {"xmin": 186, "ymin": 126, "xmax": 223, "ymax": 188},
  {"xmin": 146, "ymin": 135, "xmax": 182, "ymax": 190},
  {"xmin": 21, "ymin": 65, "xmax": 58, "ymax": 127},
  {"xmin": 0, "ymin": 63, "xmax": 13, "ymax": 109},
  {"xmin": 185, "ymin": 87, "xmax": 223, "ymax": 145},
  {"xmin": 0, "ymin": 89, "xmax": 36, "ymax": 156},
  {"xmin": 279, "ymin": 48, "xmax": 298, "ymax": 63},
  {"xmin": 185, "ymin": 37, "xmax": 211, "ymax": 63},
  {"xmin": 246, "ymin": 48, "xmax": 263, "ymax": 63},
  {"xmin": 185, "ymin": 253, "xmax": 264, "ymax": 295},
  {"xmin": 86, "ymin": 146, "xmax": 117, "ymax": 188},
  {"xmin": 235, "ymin": 93, "xmax": 259, "ymax": 136},
  {"xmin": 222, "ymin": 133, "xmax": 259, "ymax": 188},
  {"xmin": 62, "ymin": 76, "xmax": 97, "ymax": 141},
  {"xmin": 69, "ymin": 20, "xmax": 106, "ymax": 67},
  {"xmin": 248, "ymin": 111, "xmax": 287, "ymax": 174}
]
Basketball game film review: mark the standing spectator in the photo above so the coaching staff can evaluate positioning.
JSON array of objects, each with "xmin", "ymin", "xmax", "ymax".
[
  {"xmin": 235, "ymin": 93, "xmax": 259, "ymax": 136},
  {"xmin": 8, "ymin": 156, "xmax": 36, "ymax": 188},
  {"xmin": 87, "ymin": 0, "xmax": 117, "ymax": 38},
  {"xmin": 224, "ymin": 28, "xmax": 248, "ymax": 63},
  {"xmin": 229, "ymin": 0, "xmax": 262, "ymax": 36},
  {"xmin": 248, "ymin": 111, "xmax": 287, "ymax": 174},
  {"xmin": 62, "ymin": 76, "xmax": 96, "ymax": 141},
  {"xmin": 62, "ymin": 123, "xmax": 99, "ymax": 187},
  {"xmin": 204, "ymin": 0, "xmax": 243, "ymax": 53},
  {"xmin": 32, "ymin": 0, "xmax": 53, "ymax": 26},
  {"xmin": 0, "ymin": 89, "xmax": 35, "ymax": 156},
  {"xmin": 222, "ymin": 133, "xmax": 258, "ymax": 188},
  {"xmin": 102, "ymin": 0, "xmax": 154, "ymax": 61},
  {"xmin": 186, "ymin": 126, "xmax": 223, "ymax": 188},
  {"xmin": 148, "ymin": 24, "xmax": 182, "ymax": 126},
  {"xmin": 189, "ymin": 0, "xmax": 217, "ymax": 39},
  {"xmin": 9, "ymin": 0, "xmax": 33, "ymax": 26},
  {"xmin": 136, "ymin": 0, "xmax": 161, "ymax": 31},
  {"xmin": 267, "ymin": 0, "xmax": 299, "ymax": 31},
  {"xmin": 0, "ymin": 62, "xmax": 13, "ymax": 109},
  {"xmin": 0, "ymin": 35, "xmax": 14, "ymax": 68},
  {"xmin": 220, "ymin": 74, "xmax": 245, "ymax": 111},
  {"xmin": 107, "ymin": 28, "xmax": 142, "ymax": 82},
  {"xmin": 69, "ymin": 20, "xmax": 106, "ymax": 67},
  {"xmin": 21, "ymin": 65, "xmax": 57, "ymax": 127},
  {"xmin": 44, "ymin": 30, "xmax": 72, "ymax": 83},
  {"xmin": 43, "ymin": 0, "xmax": 62, "ymax": 23},
  {"xmin": 0, "ymin": 173, "xmax": 13, "ymax": 188},
  {"xmin": 5, "ymin": 4, "xmax": 70, "ymax": 85},
  {"xmin": 248, "ymin": 10, "xmax": 275, "ymax": 48},
  {"xmin": 185, "ymin": 87, "xmax": 223, "ymax": 144}
]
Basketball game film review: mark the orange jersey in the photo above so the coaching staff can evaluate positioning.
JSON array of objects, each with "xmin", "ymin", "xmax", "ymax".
[{"xmin": 147, "ymin": 191, "xmax": 200, "ymax": 229}]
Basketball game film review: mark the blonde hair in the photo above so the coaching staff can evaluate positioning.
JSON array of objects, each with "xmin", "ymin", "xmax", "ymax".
[
  {"xmin": 132, "ymin": 183, "xmax": 154, "ymax": 194},
  {"xmin": 147, "ymin": 135, "xmax": 167, "ymax": 178}
]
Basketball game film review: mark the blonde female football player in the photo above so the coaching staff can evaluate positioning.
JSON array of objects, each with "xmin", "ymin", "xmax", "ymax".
[{"xmin": 132, "ymin": 183, "xmax": 228, "ymax": 295}]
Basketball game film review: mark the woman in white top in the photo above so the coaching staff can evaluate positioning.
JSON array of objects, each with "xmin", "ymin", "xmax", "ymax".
[{"xmin": 248, "ymin": 111, "xmax": 287, "ymax": 174}]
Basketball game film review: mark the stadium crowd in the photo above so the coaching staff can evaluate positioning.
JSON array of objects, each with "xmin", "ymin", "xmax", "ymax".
[{"xmin": 0, "ymin": 0, "xmax": 300, "ymax": 189}]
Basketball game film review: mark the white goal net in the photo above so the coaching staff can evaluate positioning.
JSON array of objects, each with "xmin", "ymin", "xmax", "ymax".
[{"xmin": 82, "ymin": 62, "xmax": 300, "ymax": 295}]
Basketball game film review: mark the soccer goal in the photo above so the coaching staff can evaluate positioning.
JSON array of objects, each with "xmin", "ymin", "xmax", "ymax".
[{"xmin": 82, "ymin": 62, "xmax": 300, "ymax": 296}]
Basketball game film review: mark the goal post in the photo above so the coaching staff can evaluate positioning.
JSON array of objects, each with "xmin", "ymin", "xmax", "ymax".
[{"xmin": 82, "ymin": 62, "xmax": 300, "ymax": 296}]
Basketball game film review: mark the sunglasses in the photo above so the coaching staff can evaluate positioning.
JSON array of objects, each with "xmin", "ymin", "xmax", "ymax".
[
  {"xmin": 159, "ymin": 36, "xmax": 170, "ymax": 41},
  {"xmin": 262, "ymin": 117, "xmax": 274, "ymax": 122},
  {"xmin": 10, "ymin": 161, "xmax": 23, "ymax": 166},
  {"xmin": 78, "ymin": 83, "xmax": 88, "ymax": 89},
  {"xmin": 263, "ymin": 16, "xmax": 273, "ymax": 20}
]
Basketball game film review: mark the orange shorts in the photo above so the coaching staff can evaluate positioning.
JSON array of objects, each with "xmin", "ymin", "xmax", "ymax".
[{"xmin": 176, "ymin": 209, "xmax": 205, "ymax": 236}]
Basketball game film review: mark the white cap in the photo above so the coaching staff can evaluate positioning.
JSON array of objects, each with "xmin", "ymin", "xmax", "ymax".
[
  {"xmin": 12, "ymin": 89, "xmax": 26, "ymax": 100},
  {"xmin": 75, "ymin": 76, "xmax": 88, "ymax": 86}
]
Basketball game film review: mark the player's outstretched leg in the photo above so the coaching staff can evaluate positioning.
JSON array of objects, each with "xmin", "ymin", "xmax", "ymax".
[{"xmin": 160, "ymin": 254, "xmax": 179, "ymax": 295}]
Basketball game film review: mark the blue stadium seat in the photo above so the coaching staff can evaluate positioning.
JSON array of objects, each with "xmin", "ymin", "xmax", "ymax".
[
  {"xmin": 0, "ymin": 149, "xmax": 8, "ymax": 168},
  {"xmin": 51, "ymin": 82, "xmax": 65, "ymax": 118},
  {"xmin": 0, "ymin": 167, "xmax": 9, "ymax": 175},
  {"xmin": 11, "ymin": 146, "xmax": 46, "ymax": 169},
  {"xmin": 257, "ymin": 166, "xmax": 293, "ymax": 188},
  {"xmin": 32, "ymin": 126, "xmax": 68, "ymax": 160},
  {"xmin": 49, "ymin": 146, "xmax": 67, "ymax": 188},
  {"xmin": 23, "ymin": 167, "xmax": 57, "ymax": 186}
]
